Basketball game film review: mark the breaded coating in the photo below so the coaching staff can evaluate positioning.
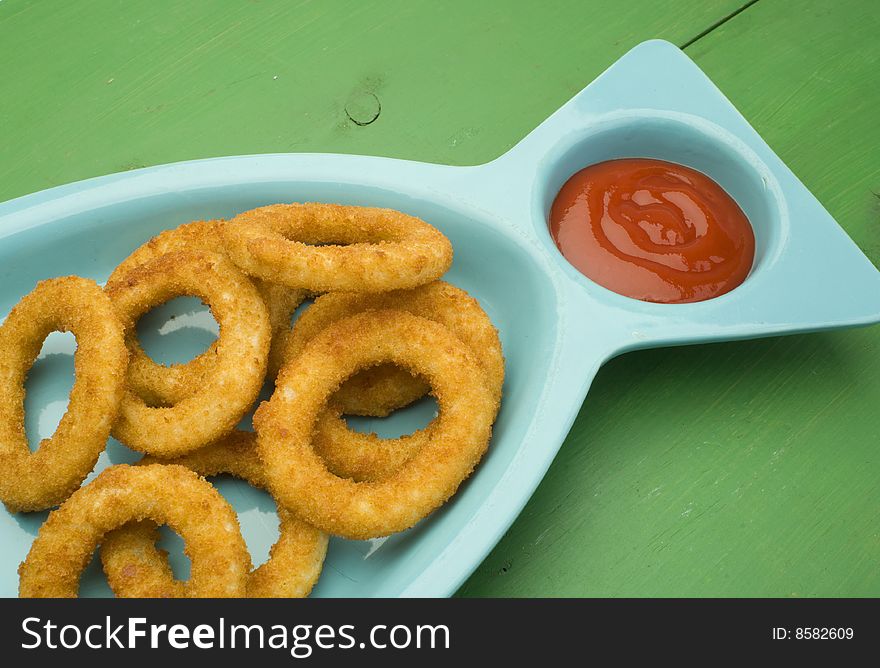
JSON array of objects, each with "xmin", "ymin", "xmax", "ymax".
[
  {"xmin": 18, "ymin": 464, "xmax": 250, "ymax": 597},
  {"xmin": 285, "ymin": 282, "xmax": 504, "ymax": 481},
  {"xmin": 220, "ymin": 203, "xmax": 453, "ymax": 293},
  {"xmin": 255, "ymin": 310, "xmax": 498, "ymax": 539},
  {"xmin": 106, "ymin": 250, "xmax": 270, "ymax": 456},
  {"xmin": 107, "ymin": 219, "xmax": 306, "ymax": 402},
  {"xmin": 101, "ymin": 431, "xmax": 328, "ymax": 598},
  {"xmin": 0, "ymin": 277, "xmax": 127, "ymax": 512}
]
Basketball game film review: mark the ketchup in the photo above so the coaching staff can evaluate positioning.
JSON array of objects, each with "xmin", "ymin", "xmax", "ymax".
[{"xmin": 549, "ymin": 158, "xmax": 755, "ymax": 303}]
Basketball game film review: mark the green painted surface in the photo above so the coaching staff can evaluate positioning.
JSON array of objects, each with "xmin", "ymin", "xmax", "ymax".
[
  {"xmin": 1, "ymin": 0, "xmax": 877, "ymax": 596},
  {"xmin": 0, "ymin": 0, "xmax": 745, "ymax": 200}
]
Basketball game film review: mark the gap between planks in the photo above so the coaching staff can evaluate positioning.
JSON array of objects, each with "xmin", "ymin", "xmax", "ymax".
[{"xmin": 680, "ymin": 0, "xmax": 762, "ymax": 49}]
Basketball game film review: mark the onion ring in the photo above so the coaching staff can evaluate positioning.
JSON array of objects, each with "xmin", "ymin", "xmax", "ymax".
[
  {"xmin": 220, "ymin": 203, "xmax": 453, "ymax": 293},
  {"xmin": 18, "ymin": 464, "xmax": 250, "ymax": 598},
  {"xmin": 100, "ymin": 521, "xmax": 180, "ymax": 596},
  {"xmin": 325, "ymin": 362, "xmax": 429, "ymax": 418},
  {"xmin": 100, "ymin": 431, "xmax": 327, "ymax": 598},
  {"xmin": 106, "ymin": 250, "xmax": 270, "ymax": 456},
  {"xmin": 0, "ymin": 277, "xmax": 127, "ymax": 512},
  {"xmin": 288, "ymin": 282, "xmax": 504, "ymax": 481},
  {"xmin": 254, "ymin": 309, "xmax": 498, "ymax": 539},
  {"xmin": 108, "ymin": 220, "xmax": 306, "ymax": 404}
]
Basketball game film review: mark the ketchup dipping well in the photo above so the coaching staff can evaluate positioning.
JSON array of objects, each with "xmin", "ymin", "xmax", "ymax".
[{"xmin": 549, "ymin": 158, "xmax": 755, "ymax": 303}]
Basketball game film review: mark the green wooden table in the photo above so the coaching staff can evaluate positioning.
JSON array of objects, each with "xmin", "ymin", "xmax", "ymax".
[{"xmin": 2, "ymin": 0, "xmax": 877, "ymax": 597}]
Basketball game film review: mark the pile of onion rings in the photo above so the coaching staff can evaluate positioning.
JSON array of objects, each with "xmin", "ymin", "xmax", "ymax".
[{"xmin": 4, "ymin": 201, "xmax": 502, "ymax": 597}]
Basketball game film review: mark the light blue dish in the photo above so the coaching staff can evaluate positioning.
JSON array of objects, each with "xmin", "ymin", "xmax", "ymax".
[{"xmin": 1, "ymin": 40, "xmax": 878, "ymax": 598}]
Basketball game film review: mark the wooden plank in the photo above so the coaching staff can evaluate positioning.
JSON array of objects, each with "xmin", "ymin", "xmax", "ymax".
[
  {"xmin": 0, "ymin": 0, "xmax": 745, "ymax": 201},
  {"xmin": 460, "ymin": 0, "xmax": 880, "ymax": 597}
]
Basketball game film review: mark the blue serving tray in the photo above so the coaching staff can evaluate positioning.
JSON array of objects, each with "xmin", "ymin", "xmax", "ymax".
[{"xmin": 1, "ymin": 40, "xmax": 879, "ymax": 597}]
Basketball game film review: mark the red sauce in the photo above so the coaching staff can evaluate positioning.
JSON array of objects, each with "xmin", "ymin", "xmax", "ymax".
[{"xmin": 549, "ymin": 158, "xmax": 755, "ymax": 303}]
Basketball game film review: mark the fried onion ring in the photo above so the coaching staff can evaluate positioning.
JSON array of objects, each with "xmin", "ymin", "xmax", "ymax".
[
  {"xmin": 0, "ymin": 277, "xmax": 127, "ymax": 512},
  {"xmin": 100, "ymin": 431, "xmax": 327, "ymax": 598},
  {"xmin": 106, "ymin": 250, "xmax": 270, "ymax": 456},
  {"xmin": 254, "ymin": 310, "xmax": 498, "ymax": 539},
  {"xmin": 220, "ymin": 203, "xmax": 453, "ymax": 293},
  {"xmin": 288, "ymin": 282, "xmax": 504, "ymax": 481},
  {"xmin": 108, "ymin": 220, "xmax": 306, "ymax": 404},
  {"xmin": 18, "ymin": 464, "xmax": 250, "ymax": 597}
]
